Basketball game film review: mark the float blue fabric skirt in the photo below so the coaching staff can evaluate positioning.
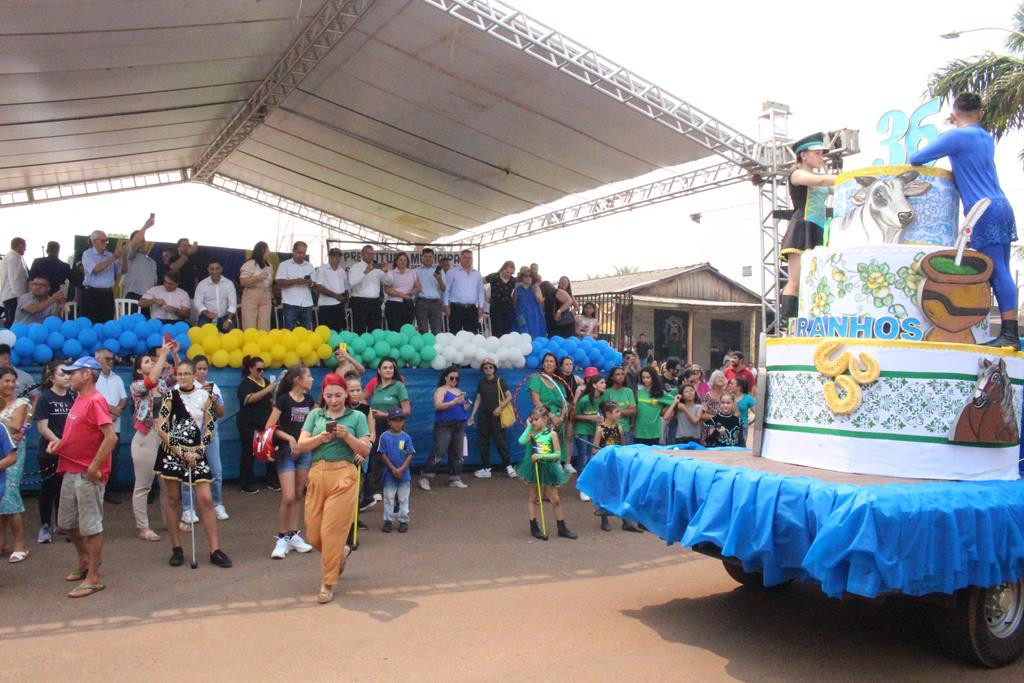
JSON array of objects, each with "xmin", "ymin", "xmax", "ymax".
[{"xmin": 576, "ymin": 443, "xmax": 1024, "ymax": 599}]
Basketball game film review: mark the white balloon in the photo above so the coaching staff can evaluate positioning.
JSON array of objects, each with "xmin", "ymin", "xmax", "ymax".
[
  {"xmin": 0, "ymin": 329, "xmax": 15, "ymax": 347},
  {"xmin": 452, "ymin": 350, "xmax": 465, "ymax": 365},
  {"xmin": 485, "ymin": 336, "xmax": 500, "ymax": 352},
  {"xmin": 456, "ymin": 330, "xmax": 473, "ymax": 343},
  {"xmin": 513, "ymin": 355, "xmax": 526, "ymax": 368},
  {"xmin": 495, "ymin": 348, "xmax": 508, "ymax": 363},
  {"xmin": 469, "ymin": 358, "xmax": 482, "ymax": 369},
  {"xmin": 436, "ymin": 332, "xmax": 454, "ymax": 345},
  {"xmin": 430, "ymin": 355, "xmax": 447, "ymax": 371}
]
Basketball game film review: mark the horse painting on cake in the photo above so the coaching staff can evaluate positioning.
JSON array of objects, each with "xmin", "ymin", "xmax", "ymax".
[
  {"xmin": 828, "ymin": 170, "xmax": 933, "ymax": 247},
  {"xmin": 950, "ymin": 358, "xmax": 1019, "ymax": 445}
]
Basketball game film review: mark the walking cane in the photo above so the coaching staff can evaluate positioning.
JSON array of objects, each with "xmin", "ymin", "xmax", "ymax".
[
  {"xmin": 352, "ymin": 464, "xmax": 362, "ymax": 550},
  {"xmin": 534, "ymin": 459, "xmax": 547, "ymax": 538},
  {"xmin": 188, "ymin": 464, "xmax": 198, "ymax": 569}
]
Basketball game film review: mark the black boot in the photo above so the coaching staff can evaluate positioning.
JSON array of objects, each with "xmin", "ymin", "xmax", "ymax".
[
  {"xmin": 600, "ymin": 513, "xmax": 611, "ymax": 532},
  {"xmin": 984, "ymin": 318, "xmax": 1021, "ymax": 351},
  {"xmin": 622, "ymin": 520, "xmax": 643, "ymax": 533},
  {"xmin": 530, "ymin": 519, "xmax": 548, "ymax": 541},
  {"xmin": 779, "ymin": 295, "xmax": 799, "ymax": 334},
  {"xmin": 557, "ymin": 520, "xmax": 577, "ymax": 539}
]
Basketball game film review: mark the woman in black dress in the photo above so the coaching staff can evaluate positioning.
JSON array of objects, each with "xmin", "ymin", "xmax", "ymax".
[
  {"xmin": 237, "ymin": 355, "xmax": 278, "ymax": 493},
  {"xmin": 779, "ymin": 133, "xmax": 836, "ymax": 327}
]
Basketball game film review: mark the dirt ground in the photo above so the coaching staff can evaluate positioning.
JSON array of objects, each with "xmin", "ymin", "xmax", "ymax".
[{"xmin": 2, "ymin": 477, "xmax": 1022, "ymax": 681}]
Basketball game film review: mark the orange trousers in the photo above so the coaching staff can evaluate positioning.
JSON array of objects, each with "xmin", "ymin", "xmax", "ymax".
[{"xmin": 304, "ymin": 460, "xmax": 358, "ymax": 587}]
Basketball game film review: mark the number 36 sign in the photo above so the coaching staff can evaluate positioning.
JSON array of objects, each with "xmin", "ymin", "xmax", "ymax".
[{"xmin": 874, "ymin": 97, "xmax": 943, "ymax": 165}]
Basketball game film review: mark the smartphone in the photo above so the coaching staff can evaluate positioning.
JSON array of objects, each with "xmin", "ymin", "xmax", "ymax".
[
  {"xmin": 336, "ymin": 342, "xmax": 348, "ymax": 353},
  {"xmin": 163, "ymin": 332, "xmax": 174, "ymax": 346},
  {"xmin": 325, "ymin": 421, "xmax": 338, "ymax": 433},
  {"xmin": 202, "ymin": 383, "xmax": 213, "ymax": 392},
  {"xmin": 435, "ymin": 266, "xmax": 442, "ymax": 274}
]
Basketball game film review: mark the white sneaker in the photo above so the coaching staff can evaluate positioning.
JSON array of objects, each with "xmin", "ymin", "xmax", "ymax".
[
  {"xmin": 182, "ymin": 510, "xmax": 198, "ymax": 524},
  {"xmin": 419, "ymin": 477, "xmax": 431, "ymax": 491},
  {"xmin": 506, "ymin": 464, "xmax": 517, "ymax": 479},
  {"xmin": 448, "ymin": 478, "xmax": 468, "ymax": 489},
  {"xmin": 580, "ymin": 492, "xmax": 591, "ymax": 502},
  {"xmin": 373, "ymin": 493, "xmax": 383, "ymax": 502},
  {"xmin": 271, "ymin": 536, "xmax": 289, "ymax": 559},
  {"xmin": 474, "ymin": 468, "xmax": 492, "ymax": 478},
  {"xmin": 37, "ymin": 523, "xmax": 52, "ymax": 544},
  {"xmin": 287, "ymin": 532, "xmax": 313, "ymax": 553},
  {"xmin": 214, "ymin": 504, "xmax": 229, "ymax": 521},
  {"xmin": 563, "ymin": 462, "xmax": 577, "ymax": 475}
]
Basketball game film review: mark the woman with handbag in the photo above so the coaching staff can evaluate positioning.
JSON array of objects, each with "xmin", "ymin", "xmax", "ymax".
[
  {"xmin": 468, "ymin": 357, "xmax": 515, "ymax": 479},
  {"xmin": 541, "ymin": 278, "xmax": 576, "ymax": 339}
]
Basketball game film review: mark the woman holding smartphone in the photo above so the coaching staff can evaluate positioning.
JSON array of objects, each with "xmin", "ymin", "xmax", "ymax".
[{"xmin": 297, "ymin": 373, "xmax": 371, "ymax": 604}]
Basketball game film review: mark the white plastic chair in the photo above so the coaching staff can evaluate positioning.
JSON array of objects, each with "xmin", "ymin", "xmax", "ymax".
[
  {"xmin": 114, "ymin": 298, "xmax": 139, "ymax": 319},
  {"xmin": 63, "ymin": 301, "xmax": 77, "ymax": 320}
]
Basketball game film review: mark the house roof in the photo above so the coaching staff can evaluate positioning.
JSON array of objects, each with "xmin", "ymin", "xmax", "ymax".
[{"xmin": 572, "ymin": 263, "xmax": 761, "ymax": 301}]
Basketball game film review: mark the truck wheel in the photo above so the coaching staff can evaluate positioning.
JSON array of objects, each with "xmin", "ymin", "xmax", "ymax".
[
  {"xmin": 934, "ymin": 579, "xmax": 1024, "ymax": 668},
  {"xmin": 722, "ymin": 559, "xmax": 791, "ymax": 590}
]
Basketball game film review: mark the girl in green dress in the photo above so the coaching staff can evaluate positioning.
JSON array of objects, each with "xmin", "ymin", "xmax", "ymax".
[
  {"xmin": 635, "ymin": 367, "xmax": 675, "ymax": 445},
  {"xmin": 516, "ymin": 407, "xmax": 576, "ymax": 541}
]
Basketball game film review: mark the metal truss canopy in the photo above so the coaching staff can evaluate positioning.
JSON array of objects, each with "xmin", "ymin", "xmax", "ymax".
[
  {"xmin": 190, "ymin": 0, "xmax": 377, "ymax": 182},
  {"xmin": 0, "ymin": 170, "xmax": 187, "ymax": 208},
  {"xmin": 447, "ymin": 161, "xmax": 750, "ymax": 248}
]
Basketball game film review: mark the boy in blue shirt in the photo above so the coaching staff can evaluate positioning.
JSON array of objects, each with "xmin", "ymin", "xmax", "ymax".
[
  {"xmin": 910, "ymin": 92, "xmax": 1019, "ymax": 349},
  {"xmin": 378, "ymin": 407, "xmax": 414, "ymax": 533}
]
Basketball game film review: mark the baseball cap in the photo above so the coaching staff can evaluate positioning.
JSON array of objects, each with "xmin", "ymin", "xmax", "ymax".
[
  {"xmin": 387, "ymin": 407, "xmax": 406, "ymax": 420},
  {"xmin": 583, "ymin": 366, "xmax": 599, "ymax": 379},
  {"xmin": 62, "ymin": 356, "xmax": 101, "ymax": 373}
]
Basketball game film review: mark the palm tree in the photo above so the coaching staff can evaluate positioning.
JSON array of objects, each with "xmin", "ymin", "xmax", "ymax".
[
  {"xmin": 927, "ymin": 4, "xmax": 1024, "ymax": 146},
  {"xmin": 612, "ymin": 265, "xmax": 639, "ymax": 275}
]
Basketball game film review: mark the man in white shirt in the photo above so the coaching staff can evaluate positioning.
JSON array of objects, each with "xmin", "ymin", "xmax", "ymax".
[
  {"xmin": 139, "ymin": 272, "xmax": 192, "ymax": 322},
  {"xmin": 275, "ymin": 240, "xmax": 316, "ymax": 330},
  {"xmin": 347, "ymin": 244, "xmax": 388, "ymax": 334},
  {"xmin": 314, "ymin": 247, "xmax": 348, "ymax": 331},
  {"xmin": 194, "ymin": 259, "xmax": 238, "ymax": 331},
  {"xmin": 120, "ymin": 214, "xmax": 158, "ymax": 311},
  {"xmin": 444, "ymin": 249, "xmax": 485, "ymax": 334},
  {"xmin": 2, "ymin": 237, "xmax": 29, "ymax": 328},
  {"xmin": 414, "ymin": 247, "xmax": 447, "ymax": 334},
  {"xmin": 94, "ymin": 347, "xmax": 127, "ymax": 504}
]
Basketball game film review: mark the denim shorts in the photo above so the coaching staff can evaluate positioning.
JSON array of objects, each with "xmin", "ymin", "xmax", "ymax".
[{"xmin": 275, "ymin": 443, "xmax": 312, "ymax": 473}]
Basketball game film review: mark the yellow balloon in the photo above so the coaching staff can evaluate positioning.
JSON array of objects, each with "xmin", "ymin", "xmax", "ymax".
[
  {"xmin": 295, "ymin": 341, "xmax": 313, "ymax": 358},
  {"xmin": 270, "ymin": 344, "xmax": 287, "ymax": 362},
  {"xmin": 316, "ymin": 343, "xmax": 332, "ymax": 360},
  {"xmin": 200, "ymin": 323, "xmax": 218, "ymax": 337},
  {"xmin": 301, "ymin": 353, "xmax": 319, "ymax": 367},
  {"xmin": 284, "ymin": 351, "xmax": 301, "ymax": 367},
  {"xmin": 203, "ymin": 334, "xmax": 222, "ymax": 354},
  {"xmin": 268, "ymin": 329, "xmax": 285, "ymax": 343},
  {"xmin": 281, "ymin": 333, "xmax": 297, "ymax": 351},
  {"xmin": 187, "ymin": 327, "xmax": 203, "ymax": 342},
  {"xmin": 258, "ymin": 334, "xmax": 274, "ymax": 351},
  {"xmin": 228, "ymin": 349, "xmax": 244, "ymax": 368},
  {"xmin": 186, "ymin": 343, "xmax": 205, "ymax": 360},
  {"xmin": 242, "ymin": 342, "xmax": 261, "ymax": 357},
  {"xmin": 211, "ymin": 349, "xmax": 230, "ymax": 368},
  {"xmin": 220, "ymin": 334, "xmax": 240, "ymax": 352},
  {"xmin": 315, "ymin": 325, "xmax": 331, "ymax": 342},
  {"xmin": 243, "ymin": 327, "xmax": 261, "ymax": 344}
]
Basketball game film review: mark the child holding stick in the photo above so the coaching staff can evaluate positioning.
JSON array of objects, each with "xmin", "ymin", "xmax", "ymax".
[{"xmin": 515, "ymin": 407, "xmax": 576, "ymax": 541}]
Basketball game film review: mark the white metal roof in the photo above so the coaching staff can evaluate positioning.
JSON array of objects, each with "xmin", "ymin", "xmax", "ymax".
[{"xmin": 1, "ymin": 0, "xmax": 742, "ymax": 243}]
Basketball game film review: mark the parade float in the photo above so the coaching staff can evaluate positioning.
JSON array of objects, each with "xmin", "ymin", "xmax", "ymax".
[{"xmin": 578, "ymin": 164, "xmax": 1024, "ymax": 668}]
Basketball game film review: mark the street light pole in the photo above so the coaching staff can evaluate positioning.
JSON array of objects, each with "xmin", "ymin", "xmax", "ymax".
[{"xmin": 940, "ymin": 27, "xmax": 1024, "ymax": 39}]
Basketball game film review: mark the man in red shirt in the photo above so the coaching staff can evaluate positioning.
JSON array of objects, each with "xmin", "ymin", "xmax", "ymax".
[
  {"xmin": 723, "ymin": 351, "xmax": 756, "ymax": 396},
  {"xmin": 47, "ymin": 356, "xmax": 117, "ymax": 598}
]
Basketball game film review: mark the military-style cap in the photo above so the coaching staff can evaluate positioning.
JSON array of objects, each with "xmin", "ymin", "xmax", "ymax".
[{"xmin": 792, "ymin": 132, "xmax": 828, "ymax": 155}]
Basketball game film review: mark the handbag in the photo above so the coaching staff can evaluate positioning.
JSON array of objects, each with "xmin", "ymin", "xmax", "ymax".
[{"xmin": 498, "ymin": 378, "xmax": 516, "ymax": 428}]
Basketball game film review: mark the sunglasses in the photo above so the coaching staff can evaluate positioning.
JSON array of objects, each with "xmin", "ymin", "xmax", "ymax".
[
  {"xmin": 253, "ymin": 367, "xmax": 265, "ymax": 373},
  {"xmin": 447, "ymin": 375, "xmax": 459, "ymax": 380}
]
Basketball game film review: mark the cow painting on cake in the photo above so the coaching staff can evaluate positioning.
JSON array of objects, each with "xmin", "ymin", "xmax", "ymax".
[
  {"xmin": 950, "ymin": 357, "xmax": 1019, "ymax": 446},
  {"xmin": 828, "ymin": 171, "xmax": 933, "ymax": 247}
]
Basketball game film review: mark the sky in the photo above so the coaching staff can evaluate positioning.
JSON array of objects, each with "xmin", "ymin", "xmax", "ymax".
[{"xmin": 4, "ymin": 0, "xmax": 1023, "ymax": 295}]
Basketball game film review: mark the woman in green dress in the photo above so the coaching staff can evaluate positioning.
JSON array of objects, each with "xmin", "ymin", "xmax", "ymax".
[
  {"xmin": 635, "ymin": 367, "xmax": 675, "ymax": 445},
  {"xmin": 516, "ymin": 407, "xmax": 575, "ymax": 541},
  {"xmin": 527, "ymin": 353, "xmax": 570, "ymax": 469}
]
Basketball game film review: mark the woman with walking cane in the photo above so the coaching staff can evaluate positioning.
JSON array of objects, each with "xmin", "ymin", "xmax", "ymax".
[
  {"xmin": 153, "ymin": 359, "xmax": 232, "ymax": 568},
  {"xmin": 297, "ymin": 373, "xmax": 371, "ymax": 604}
]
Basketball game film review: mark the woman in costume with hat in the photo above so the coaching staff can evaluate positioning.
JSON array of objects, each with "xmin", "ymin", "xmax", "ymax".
[{"xmin": 778, "ymin": 132, "xmax": 836, "ymax": 328}]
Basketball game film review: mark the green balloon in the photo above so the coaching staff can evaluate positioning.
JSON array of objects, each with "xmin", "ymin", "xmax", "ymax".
[
  {"xmin": 399, "ymin": 344, "xmax": 416, "ymax": 361},
  {"xmin": 385, "ymin": 331, "xmax": 401, "ymax": 347},
  {"xmin": 361, "ymin": 347, "xmax": 377, "ymax": 365},
  {"xmin": 419, "ymin": 355, "xmax": 433, "ymax": 368},
  {"xmin": 409, "ymin": 335, "xmax": 424, "ymax": 351},
  {"xmin": 407, "ymin": 351, "xmax": 420, "ymax": 367},
  {"xmin": 400, "ymin": 324, "xmax": 417, "ymax": 336},
  {"xmin": 340, "ymin": 331, "xmax": 357, "ymax": 344},
  {"xmin": 371, "ymin": 329, "xmax": 386, "ymax": 342},
  {"xmin": 373, "ymin": 340, "xmax": 390, "ymax": 357},
  {"xmin": 422, "ymin": 332, "xmax": 436, "ymax": 347},
  {"xmin": 324, "ymin": 353, "xmax": 340, "ymax": 369},
  {"xmin": 359, "ymin": 332, "xmax": 374, "ymax": 347},
  {"xmin": 350, "ymin": 337, "xmax": 367, "ymax": 354},
  {"xmin": 419, "ymin": 345, "xmax": 436, "ymax": 362}
]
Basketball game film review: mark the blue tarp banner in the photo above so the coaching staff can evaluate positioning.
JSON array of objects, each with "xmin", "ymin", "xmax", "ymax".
[{"xmin": 577, "ymin": 443, "xmax": 1024, "ymax": 598}]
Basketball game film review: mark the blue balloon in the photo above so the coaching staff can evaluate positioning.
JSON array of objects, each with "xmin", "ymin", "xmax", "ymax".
[
  {"xmin": 134, "ymin": 322, "xmax": 150, "ymax": 338},
  {"xmin": 10, "ymin": 323, "xmax": 27, "ymax": 339},
  {"xmin": 526, "ymin": 354, "xmax": 540, "ymax": 369},
  {"xmin": 572, "ymin": 350, "xmax": 587, "ymax": 366},
  {"xmin": 531, "ymin": 340, "xmax": 547, "ymax": 354},
  {"xmin": 119, "ymin": 331, "xmax": 138, "ymax": 349},
  {"xmin": 147, "ymin": 318, "xmax": 163, "ymax": 334},
  {"xmin": 146, "ymin": 333, "xmax": 163, "ymax": 350},
  {"xmin": 33, "ymin": 345, "xmax": 53, "ymax": 363},
  {"xmin": 60, "ymin": 319, "xmax": 79, "ymax": 337},
  {"xmin": 102, "ymin": 339, "xmax": 120, "ymax": 354},
  {"xmin": 46, "ymin": 332, "xmax": 65, "ymax": 351},
  {"xmin": 28, "ymin": 325, "xmax": 48, "ymax": 344},
  {"xmin": 103, "ymin": 320, "xmax": 121, "ymax": 338},
  {"xmin": 174, "ymin": 334, "xmax": 191, "ymax": 351},
  {"xmin": 10, "ymin": 351, "xmax": 20, "ymax": 366},
  {"xmin": 62, "ymin": 339, "xmax": 83, "ymax": 358},
  {"xmin": 14, "ymin": 337, "xmax": 34, "ymax": 357},
  {"xmin": 77, "ymin": 316, "xmax": 93, "ymax": 328},
  {"xmin": 173, "ymin": 321, "xmax": 189, "ymax": 335},
  {"xmin": 551, "ymin": 335, "xmax": 564, "ymax": 345},
  {"xmin": 43, "ymin": 316, "xmax": 62, "ymax": 332},
  {"xmin": 78, "ymin": 328, "xmax": 98, "ymax": 347},
  {"xmin": 127, "ymin": 313, "xmax": 145, "ymax": 325},
  {"xmin": 134, "ymin": 339, "xmax": 150, "ymax": 355}
]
